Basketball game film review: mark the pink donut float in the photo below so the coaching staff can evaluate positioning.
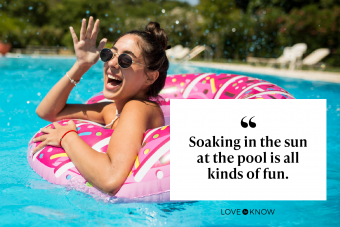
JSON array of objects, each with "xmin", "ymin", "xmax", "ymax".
[
  {"xmin": 27, "ymin": 120, "xmax": 170, "ymax": 199},
  {"xmin": 27, "ymin": 73, "xmax": 294, "ymax": 200},
  {"xmin": 86, "ymin": 73, "xmax": 294, "ymax": 126}
]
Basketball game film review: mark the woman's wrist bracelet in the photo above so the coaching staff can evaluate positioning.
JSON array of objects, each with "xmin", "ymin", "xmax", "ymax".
[
  {"xmin": 66, "ymin": 73, "xmax": 80, "ymax": 86},
  {"xmin": 60, "ymin": 130, "xmax": 77, "ymax": 147}
]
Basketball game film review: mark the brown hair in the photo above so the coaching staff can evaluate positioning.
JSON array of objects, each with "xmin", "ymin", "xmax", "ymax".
[{"xmin": 117, "ymin": 22, "xmax": 169, "ymax": 102}]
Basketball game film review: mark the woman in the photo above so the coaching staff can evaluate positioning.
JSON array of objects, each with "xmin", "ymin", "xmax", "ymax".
[{"xmin": 32, "ymin": 17, "xmax": 169, "ymax": 195}]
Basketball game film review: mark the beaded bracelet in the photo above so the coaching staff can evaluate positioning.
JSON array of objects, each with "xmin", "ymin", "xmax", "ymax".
[{"xmin": 66, "ymin": 73, "xmax": 80, "ymax": 86}]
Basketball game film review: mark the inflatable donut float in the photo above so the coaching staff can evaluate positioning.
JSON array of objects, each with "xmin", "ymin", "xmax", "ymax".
[
  {"xmin": 27, "ymin": 73, "xmax": 294, "ymax": 200},
  {"xmin": 86, "ymin": 73, "xmax": 294, "ymax": 126},
  {"xmin": 27, "ymin": 120, "xmax": 170, "ymax": 199}
]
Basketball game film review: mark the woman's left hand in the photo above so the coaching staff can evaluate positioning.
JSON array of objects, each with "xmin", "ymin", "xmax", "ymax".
[{"xmin": 32, "ymin": 120, "xmax": 77, "ymax": 154}]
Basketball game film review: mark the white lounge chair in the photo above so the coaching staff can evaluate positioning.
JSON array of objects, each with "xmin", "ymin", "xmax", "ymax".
[
  {"xmin": 166, "ymin": 45, "xmax": 183, "ymax": 59},
  {"xmin": 247, "ymin": 47, "xmax": 295, "ymax": 69},
  {"xmin": 183, "ymin": 46, "xmax": 205, "ymax": 60},
  {"xmin": 266, "ymin": 47, "xmax": 297, "ymax": 69},
  {"xmin": 173, "ymin": 47, "xmax": 190, "ymax": 60},
  {"xmin": 289, "ymin": 43, "xmax": 307, "ymax": 69},
  {"xmin": 296, "ymin": 48, "xmax": 330, "ymax": 70},
  {"xmin": 182, "ymin": 45, "xmax": 213, "ymax": 61},
  {"xmin": 290, "ymin": 43, "xmax": 307, "ymax": 59},
  {"xmin": 166, "ymin": 45, "xmax": 213, "ymax": 61},
  {"xmin": 247, "ymin": 43, "xmax": 308, "ymax": 70},
  {"xmin": 166, "ymin": 45, "xmax": 191, "ymax": 60}
]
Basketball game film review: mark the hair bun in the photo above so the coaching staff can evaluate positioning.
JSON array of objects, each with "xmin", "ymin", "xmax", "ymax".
[{"xmin": 145, "ymin": 22, "xmax": 168, "ymax": 50}]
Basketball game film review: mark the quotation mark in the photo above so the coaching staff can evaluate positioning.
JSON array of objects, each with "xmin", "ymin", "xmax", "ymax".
[{"xmin": 241, "ymin": 116, "xmax": 256, "ymax": 128}]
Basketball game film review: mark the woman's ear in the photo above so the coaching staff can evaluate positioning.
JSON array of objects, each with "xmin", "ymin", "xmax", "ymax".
[{"xmin": 145, "ymin": 70, "xmax": 159, "ymax": 85}]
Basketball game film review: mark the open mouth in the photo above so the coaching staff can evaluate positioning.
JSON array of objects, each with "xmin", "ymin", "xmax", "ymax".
[{"xmin": 107, "ymin": 75, "xmax": 123, "ymax": 87}]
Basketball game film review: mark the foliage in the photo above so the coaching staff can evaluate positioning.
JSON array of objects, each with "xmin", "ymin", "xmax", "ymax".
[
  {"xmin": 278, "ymin": 4, "xmax": 340, "ymax": 65},
  {"xmin": 0, "ymin": 0, "xmax": 340, "ymax": 66}
]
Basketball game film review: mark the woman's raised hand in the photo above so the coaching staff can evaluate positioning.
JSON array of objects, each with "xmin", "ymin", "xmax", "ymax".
[{"xmin": 69, "ymin": 17, "xmax": 107, "ymax": 68}]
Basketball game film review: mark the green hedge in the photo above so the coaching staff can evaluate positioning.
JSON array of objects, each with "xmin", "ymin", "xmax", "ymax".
[{"xmin": 1, "ymin": 0, "xmax": 339, "ymax": 66}]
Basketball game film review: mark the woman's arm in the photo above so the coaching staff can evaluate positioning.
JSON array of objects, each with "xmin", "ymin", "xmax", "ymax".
[
  {"xmin": 33, "ymin": 100, "xmax": 160, "ymax": 195},
  {"xmin": 35, "ymin": 62, "xmax": 90, "ymax": 121},
  {"xmin": 36, "ymin": 17, "xmax": 107, "ymax": 122}
]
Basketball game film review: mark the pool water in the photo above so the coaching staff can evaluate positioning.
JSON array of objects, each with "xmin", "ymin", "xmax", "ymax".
[{"xmin": 0, "ymin": 57, "xmax": 339, "ymax": 226}]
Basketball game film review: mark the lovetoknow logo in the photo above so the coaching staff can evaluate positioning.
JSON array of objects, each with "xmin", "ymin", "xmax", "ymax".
[{"xmin": 221, "ymin": 209, "xmax": 275, "ymax": 215}]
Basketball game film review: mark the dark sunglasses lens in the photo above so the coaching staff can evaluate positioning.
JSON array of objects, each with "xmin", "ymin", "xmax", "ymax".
[
  {"xmin": 118, "ymin": 54, "xmax": 133, "ymax": 68},
  {"xmin": 100, "ymin": 49, "xmax": 113, "ymax": 62}
]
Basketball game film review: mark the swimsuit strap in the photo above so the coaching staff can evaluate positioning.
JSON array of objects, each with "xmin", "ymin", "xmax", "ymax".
[
  {"xmin": 115, "ymin": 108, "xmax": 120, "ymax": 117},
  {"xmin": 104, "ymin": 109, "xmax": 120, "ymax": 129}
]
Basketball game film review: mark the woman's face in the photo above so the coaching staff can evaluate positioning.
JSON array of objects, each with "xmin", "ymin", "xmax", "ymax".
[{"xmin": 103, "ymin": 34, "xmax": 150, "ymax": 102}]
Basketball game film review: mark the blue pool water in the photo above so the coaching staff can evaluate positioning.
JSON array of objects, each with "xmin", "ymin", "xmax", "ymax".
[{"xmin": 1, "ymin": 57, "xmax": 340, "ymax": 226}]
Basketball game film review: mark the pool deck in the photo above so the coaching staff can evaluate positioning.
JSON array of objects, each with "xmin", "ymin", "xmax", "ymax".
[
  {"xmin": 3, "ymin": 53, "xmax": 340, "ymax": 84},
  {"xmin": 3, "ymin": 53, "xmax": 76, "ymax": 59},
  {"xmin": 183, "ymin": 61, "xmax": 340, "ymax": 84}
]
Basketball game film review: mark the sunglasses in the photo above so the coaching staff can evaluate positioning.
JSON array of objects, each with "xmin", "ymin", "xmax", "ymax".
[{"xmin": 100, "ymin": 48, "xmax": 147, "ymax": 69}]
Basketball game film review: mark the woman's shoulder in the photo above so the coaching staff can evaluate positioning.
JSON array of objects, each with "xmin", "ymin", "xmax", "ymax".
[
  {"xmin": 100, "ymin": 102, "xmax": 118, "ymax": 124},
  {"xmin": 122, "ymin": 99, "xmax": 164, "ymax": 128},
  {"xmin": 123, "ymin": 99, "xmax": 162, "ymax": 117},
  {"xmin": 124, "ymin": 99, "xmax": 159, "ymax": 109}
]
